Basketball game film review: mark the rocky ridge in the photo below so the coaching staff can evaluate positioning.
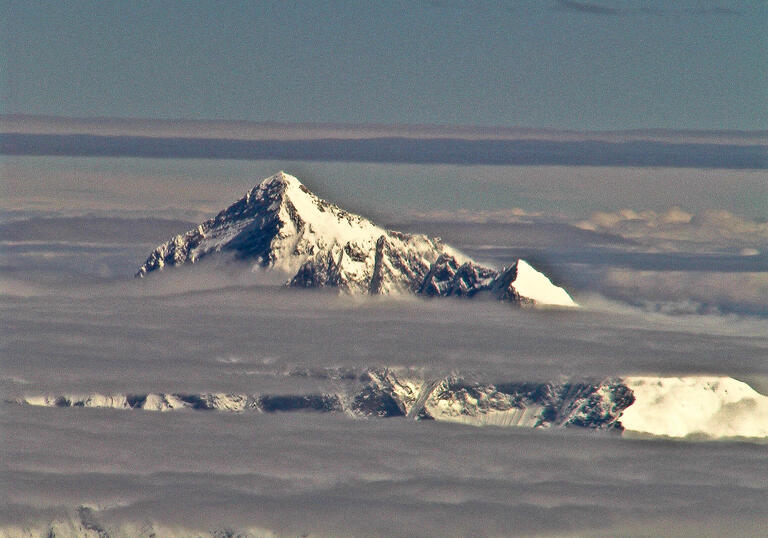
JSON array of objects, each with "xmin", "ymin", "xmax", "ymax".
[
  {"xmin": 14, "ymin": 369, "xmax": 634, "ymax": 432},
  {"xmin": 17, "ymin": 373, "xmax": 768, "ymax": 438}
]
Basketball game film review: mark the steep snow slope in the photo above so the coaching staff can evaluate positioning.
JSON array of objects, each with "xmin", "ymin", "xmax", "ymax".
[
  {"xmin": 138, "ymin": 172, "xmax": 577, "ymax": 306},
  {"xmin": 508, "ymin": 259, "xmax": 577, "ymax": 307}
]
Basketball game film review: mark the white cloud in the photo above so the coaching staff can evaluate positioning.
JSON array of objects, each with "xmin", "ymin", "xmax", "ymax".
[
  {"xmin": 596, "ymin": 269, "xmax": 768, "ymax": 316},
  {"xmin": 402, "ymin": 207, "xmax": 542, "ymax": 224},
  {"xmin": 575, "ymin": 207, "xmax": 768, "ymax": 252}
]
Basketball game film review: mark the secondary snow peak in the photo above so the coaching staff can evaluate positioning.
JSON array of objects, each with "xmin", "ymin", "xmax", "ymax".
[{"xmin": 137, "ymin": 172, "xmax": 577, "ymax": 307}]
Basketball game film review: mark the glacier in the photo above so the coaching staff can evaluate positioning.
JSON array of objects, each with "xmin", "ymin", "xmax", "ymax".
[{"xmin": 137, "ymin": 171, "xmax": 577, "ymax": 307}]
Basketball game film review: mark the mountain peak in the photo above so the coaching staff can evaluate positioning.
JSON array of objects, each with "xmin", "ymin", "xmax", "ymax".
[
  {"xmin": 506, "ymin": 260, "xmax": 577, "ymax": 307},
  {"xmin": 257, "ymin": 170, "xmax": 298, "ymax": 189},
  {"xmin": 137, "ymin": 172, "xmax": 577, "ymax": 307},
  {"xmin": 246, "ymin": 170, "xmax": 300, "ymax": 202}
]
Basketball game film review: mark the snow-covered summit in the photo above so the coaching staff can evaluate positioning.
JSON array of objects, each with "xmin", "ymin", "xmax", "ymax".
[
  {"xmin": 137, "ymin": 172, "xmax": 577, "ymax": 306},
  {"xmin": 511, "ymin": 259, "xmax": 578, "ymax": 307}
]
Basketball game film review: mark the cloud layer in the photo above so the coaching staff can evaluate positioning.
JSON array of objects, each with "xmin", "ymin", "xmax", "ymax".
[
  {"xmin": 4, "ymin": 406, "xmax": 768, "ymax": 536},
  {"xmin": 3, "ymin": 158, "xmax": 767, "ymax": 535}
]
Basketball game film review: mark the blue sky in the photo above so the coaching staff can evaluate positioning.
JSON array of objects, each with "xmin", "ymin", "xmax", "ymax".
[{"xmin": 2, "ymin": 0, "xmax": 766, "ymax": 130}]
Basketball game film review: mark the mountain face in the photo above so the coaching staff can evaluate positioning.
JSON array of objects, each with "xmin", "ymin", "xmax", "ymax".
[
  {"xmin": 355, "ymin": 370, "xmax": 634, "ymax": 430},
  {"xmin": 137, "ymin": 172, "xmax": 576, "ymax": 306},
  {"xmin": 17, "ymin": 372, "xmax": 768, "ymax": 438},
  {"xmin": 15, "ymin": 369, "xmax": 634, "ymax": 431}
]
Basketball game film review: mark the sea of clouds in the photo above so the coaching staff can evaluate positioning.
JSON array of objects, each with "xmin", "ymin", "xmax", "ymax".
[{"xmin": 2, "ymin": 155, "xmax": 767, "ymax": 535}]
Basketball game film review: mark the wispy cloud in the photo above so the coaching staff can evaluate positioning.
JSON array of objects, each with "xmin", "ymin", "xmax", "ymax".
[
  {"xmin": 4, "ymin": 133, "xmax": 765, "ymax": 169},
  {"xmin": 554, "ymin": 1, "xmax": 743, "ymax": 17},
  {"xmin": 556, "ymin": 1, "xmax": 619, "ymax": 15},
  {"xmin": 3, "ymin": 115, "xmax": 765, "ymax": 144}
]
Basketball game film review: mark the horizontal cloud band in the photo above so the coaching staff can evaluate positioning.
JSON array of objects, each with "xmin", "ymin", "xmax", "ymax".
[{"xmin": 2, "ymin": 133, "xmax": 766, "ymax": 169}]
